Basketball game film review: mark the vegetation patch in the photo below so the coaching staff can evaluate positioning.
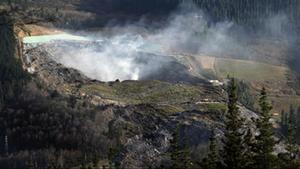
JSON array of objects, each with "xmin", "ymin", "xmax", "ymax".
[
  {"xmin": 215, "ymin": 58, "xmax": 288, "ymax": 82},
  {"xmin": 204, "ymin": 103, "xmax": 227, "ymax": 113},
  {"xmin": 270, "ymin": 96, "xmax": 300, "ymax": 115},
  {"xmin": 155, "ymin": 104, "xmax": 185, "ymax": 114},
  {"xmin": 80, "ymin": 80, "xmax": 205, "ymax": 105}
]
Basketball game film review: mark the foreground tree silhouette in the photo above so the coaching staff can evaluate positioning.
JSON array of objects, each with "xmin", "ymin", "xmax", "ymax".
[
  {"xmin": 0, "ymin": 12, "xmax": 29, "ymax": 156},
  {"xmin": 296, "ymin": 107, "xmax": 300, "ymax": 144},
  {"xmin": 252, "ymin": 88, "xmax": 277, "ymax": 169},
  {"xmin": 222, "ymin": 78, "xmax": 245, "ymax": 169},
  {"xmin": 287, "ymin": 105, "xmax": 297, "ymax": 159},
  {"xmin": 0, "ymin": 12, "xmax": 29, "ymax": 110},
  {"xmin": 241, "ymin": 127, "xmax": 256, "ymax": 169},
  {"xmin": 279, "ymin": 106, "xmax": 300, "ymax": 169}
]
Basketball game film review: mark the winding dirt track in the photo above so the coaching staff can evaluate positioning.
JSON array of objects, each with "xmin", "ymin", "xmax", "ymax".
[{"xmin": 169, "ymin": 53, "xmax": 217, "ymax": 79}]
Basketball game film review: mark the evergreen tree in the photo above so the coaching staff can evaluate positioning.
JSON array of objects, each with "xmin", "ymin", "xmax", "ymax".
[
  {"xmin": 0, "ymin": 13, "xmax": 29, "ymax": 109},
  {"xmin": 242, "ymin": 128, "xmax": 255, "ymax": 169},
  {"xmin": 296, "ymin": 107, "xmax": 300, "ymax": 144},
  {"xmin": 287, "ymin": 105, "xmax": 298, "ymax": 159},
  {"xmin": 87, "ymin": 164, "xmax": 94, "ymax": 169},
  {"xmin": 222, "ymin": 78, "xmax": 245, "ymax": 169},
  {"xmin": 200, "ymin": 129, "xmax": 219, "ymax": 169},
  {"xmin": 281, "ymin": 110, "xmax": 285, "ymax": 125},
  {"xmin": 80, "ymin": 165, "xmax": 87, "ymax": 169},
  {"xmin": 252, "ymin": 87, "xmax": 276, "ymax": 169},
  {"xmin": 281, "ymin": 110, "xmax": 288, "ymax": 136}
]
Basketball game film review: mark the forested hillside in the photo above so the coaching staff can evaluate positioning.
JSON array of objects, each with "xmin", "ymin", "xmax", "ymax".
[
  {"xmin": 2, "ymin": 0, "xmax": 300, "ymax": 30},
  {"xmin": 1, "ymin": 0, "xmax": 300, "ymax": 169},
  {"xmin": 79, "ymin": 0, "xmax": 300, "ymax": 31}
]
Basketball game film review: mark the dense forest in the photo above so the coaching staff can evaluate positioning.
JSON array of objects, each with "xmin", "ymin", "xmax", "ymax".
[
  {"xmin": 2, "ymin": 0, "xmax": 300, "ymax": 30},
  {"xmin": 81, "ymin": 0, "xmax": 300, "ymax": 29}
]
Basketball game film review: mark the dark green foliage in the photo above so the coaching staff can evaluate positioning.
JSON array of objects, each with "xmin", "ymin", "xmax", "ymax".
[
  {"xmin": 3, "ymin": 0, "xmax": 300, "ymax": 31},
  {"xmin": 26, "ymin": 157, "xmax": 36, "ymax": 169},
  {"xmin": 222, "ymin": 78, "xmax": 245, "ymax": 169},
  {"xmin": 281, "ymin": 110, "xmax": 289, "ymax": 136},
  {"xmin": 0, "ymin": 13, "xmax": 109, "ymax": 168},
  {"xmin": 80, "ymin": 165, "xmax": 87, "ymax": 169},
  {"xmin": 0, "ymin": 92, "xmax": 108, "ymax": 168},
  {"xmin": 296, "ymin": 107, "xmax": 300, "ymax": 144},
  {"xmin": 81, "ymin": 0, "xmax": 300, "ymax": 31},
  {"xmin": 241, "ymin": 128, "xmax": 255, "ymax": 169},
  {"xmin": 237, "ymin": 81, "xmax": 255, "ymax": 110},
  {"xmin": 287, "ymin": 105, "xmax": 298, "ymax": 159},
  {"xmin": 0, "ymin": 14, "xmax": 29, "ymax": 110},
  {"xmin": 278, "ymin": 153, "xmax": 300, "ymax": 169},
  {"xmin": 279, "ymin": 105, "xmax": 300, "ymax": 167},
  {"xmin": 200, "ymin": 130, "xmax": 219, "ymax": 169},
  {"xmin": 252, "ymin": 88, "xmax": 277, "ymax": 169}
]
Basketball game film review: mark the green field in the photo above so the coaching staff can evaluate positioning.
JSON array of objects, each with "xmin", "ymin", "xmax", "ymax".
[
  {"xmin": 80, "ymin": 80, "xmax": 210, "ymax": 105},
  {"xmin": 215, "ymin": 58, "xmax": 288, "ymax": 81},
  {"xmin": 270, "ymin": 96, "xmax": 300, "ymax": 114}
]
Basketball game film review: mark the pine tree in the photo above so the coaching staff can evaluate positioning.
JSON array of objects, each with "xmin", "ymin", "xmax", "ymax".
[
  {"xmin": 200, "ymin": 129, "xmax": 219, "ymax": 169},
  {"xmin": 281, "ymin": 110, "xmax": 288, "ymax": 136},
  {"xmin": 80, "ymin": 165, "xmax": 87, "ymax": 169},
  {"xmin": 296, "ymin": 107, "xmax": 300, "ymax": 144},
  {"xmin": 242, "ymin": 128, "xmax": 255, "ymax": 169},
  {"xmin": 287, "ymin": 105, "xmax": 298, "ymax": 159},
  {"xmin": 281, "ymin": 110, "xmax": 285, "ymax": 125},
  {"xmin": 253, "ymin": 87, "xmax": 276, "ymax": 169},
  {"xmin": 222, "ymin": 78, "xmax": 245, "ymax": 169},
  {"xmin": 87, "ymin": 164, "xmax": 94, "ymax": 169}
]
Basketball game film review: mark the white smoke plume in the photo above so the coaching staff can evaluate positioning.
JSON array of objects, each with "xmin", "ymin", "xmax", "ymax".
[
  {"xmin": 49, "ymin": 4, "xmax": 240, "ymax": 82},
  {"xmin": 25, "ymin": 2, "xmax": 292, "ymax": 81}
]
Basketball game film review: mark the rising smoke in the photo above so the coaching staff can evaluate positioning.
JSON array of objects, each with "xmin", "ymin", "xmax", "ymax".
[
  {"xmin": 46, "ymin": 2, "xmax": 292, "ymax": 82},
  {"xmin": 50, "ymin": 4, "xmax": 232, "ymax": 82}
]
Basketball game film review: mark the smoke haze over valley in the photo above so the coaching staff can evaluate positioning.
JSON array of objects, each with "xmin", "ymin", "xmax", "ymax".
[
  {"xmin": 24, "ymin": 3, "xmax": 296, "ymax": 82},
  {"xmin": 2, "ymin": 0, "xmax": 300, "ymax": 168}
]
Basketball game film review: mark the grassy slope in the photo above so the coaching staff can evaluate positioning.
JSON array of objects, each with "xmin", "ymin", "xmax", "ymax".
[
  {"xmin": 215, "ymin": 58, "xmax": 288, "ymax": 81},
  {"xmin": 198, "ymin": 56, "xmax": 300, "ymax": 114},
  {"xmin": 80, "ymin": 80, "xmax": 223, "ymax": 114},
  {"xmin": 81, "ymin": 80, "xmax": 203, "ymax": 104},
  {"xmin": 270, "ymin": 96, "xmax": 300, "ymax": 114}
]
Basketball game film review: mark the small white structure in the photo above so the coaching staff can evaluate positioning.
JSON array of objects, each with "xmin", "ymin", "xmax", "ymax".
[{"xmin": 209, "ymin": 80, "xmax": 224, "ymax": 86}]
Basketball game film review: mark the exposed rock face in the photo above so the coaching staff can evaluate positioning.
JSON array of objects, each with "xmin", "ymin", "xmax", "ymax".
[
  {"xmin": 96, "ymin": 105, "xmax": 220, "ymax": 169},
  {"xmin": 23, "ymin": 43, "xmax": 91, "ymax": 95}
]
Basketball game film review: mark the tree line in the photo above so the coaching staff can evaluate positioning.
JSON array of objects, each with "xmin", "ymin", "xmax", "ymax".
[
  {"xmin": 280, "ymin": 106, "xmax": 300, "ymax": 144},
  {"xmin": 0, "ymin": 13, "xmax": 111, "ymax": 169},
  {"xmin": 3, "ymin": 0, "xmax": 300, "ymax": 31},
  {"xmin": 100, "ymin": 0, "xmax": 300, "ymax": 29},
  {"xmin": 161, "ymin": 79, "xmax": 300, "ymax": 169}
]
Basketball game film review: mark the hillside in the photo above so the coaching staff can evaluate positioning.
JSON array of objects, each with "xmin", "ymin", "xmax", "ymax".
[{"xmin": 0, "ymin": 0, "xmax": 300, "ymax": 169}]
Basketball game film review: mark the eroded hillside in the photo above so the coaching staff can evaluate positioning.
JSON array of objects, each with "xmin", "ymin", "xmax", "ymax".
[
  {"xmin": 1, "ymin": 1, "xmax": 300, "ymax": 168},
  {"xmin": 13, "ymin": 27, "xmax": 266, "ymax": 168}
]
